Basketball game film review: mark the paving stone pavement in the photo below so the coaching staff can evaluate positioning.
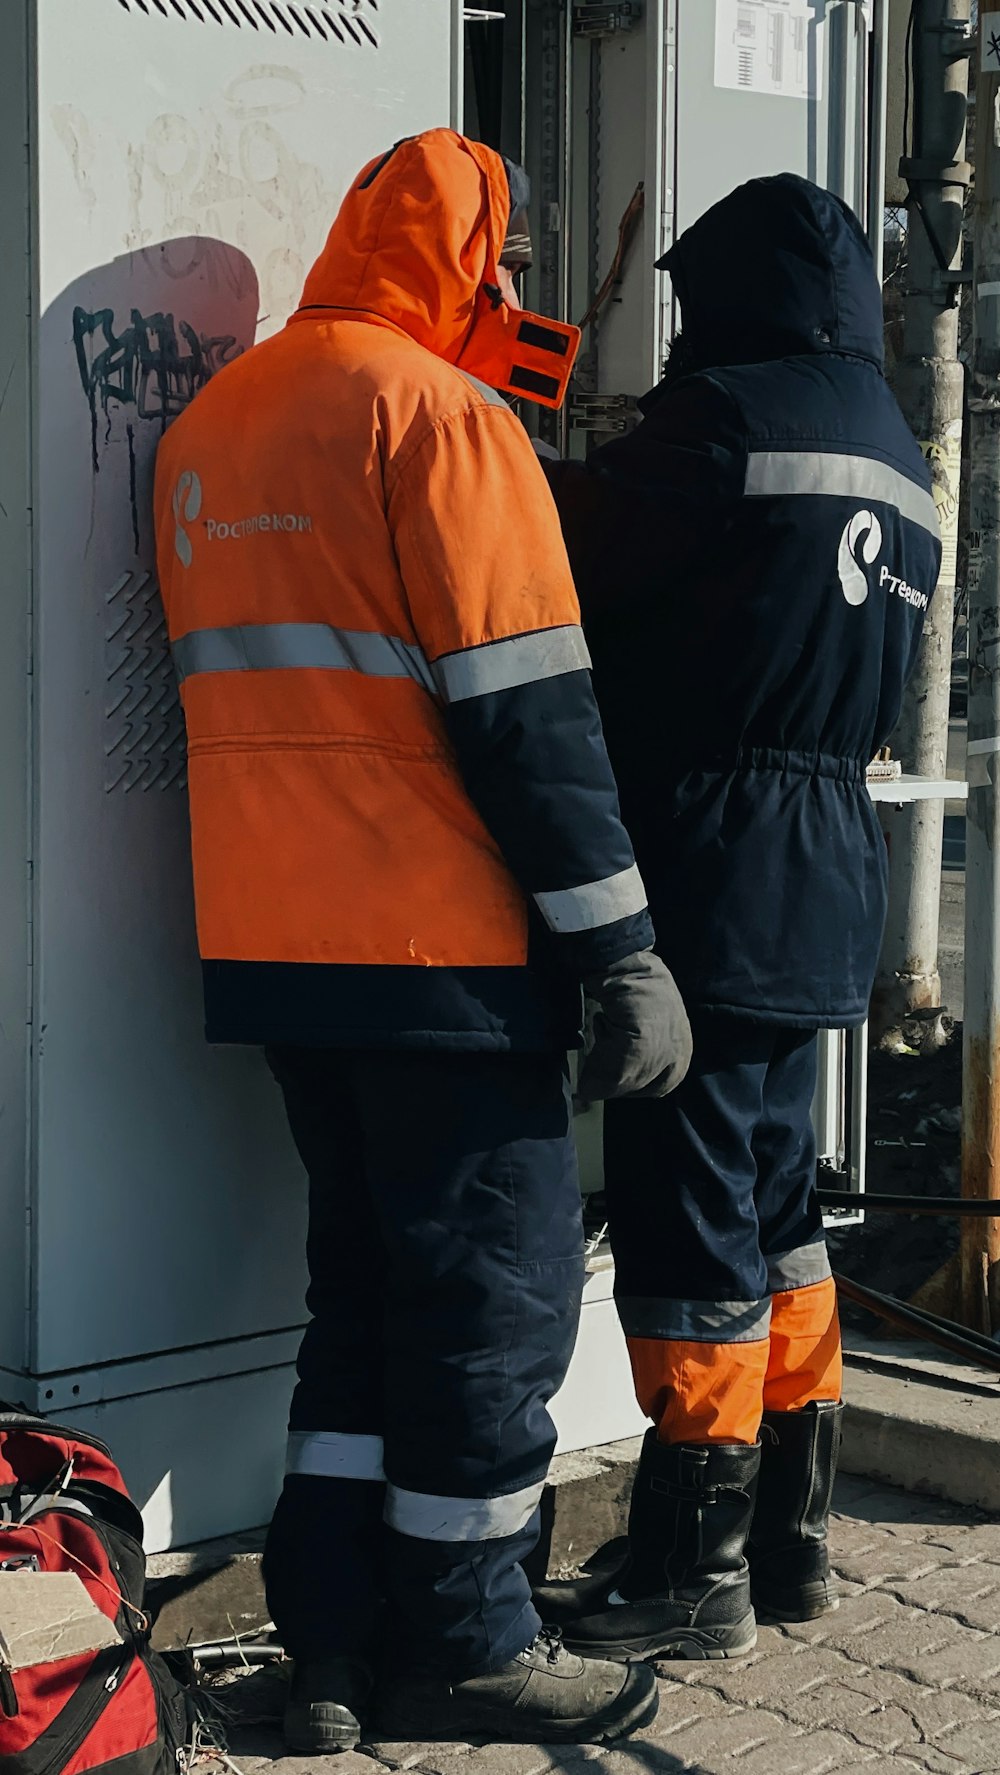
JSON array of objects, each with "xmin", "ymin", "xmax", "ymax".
[{"xmin": 216, "ymin": 1475, "xmax": 1000, "ymax": 1775}]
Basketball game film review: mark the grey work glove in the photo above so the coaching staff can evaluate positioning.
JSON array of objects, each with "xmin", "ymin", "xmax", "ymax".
[{"xmin": 578, "ymin": 949, "xmax": 693, "ymax": 1103}]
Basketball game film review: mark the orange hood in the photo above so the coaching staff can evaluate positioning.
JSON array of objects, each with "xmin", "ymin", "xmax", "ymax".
[{"xmin": 298, "ymin": 128, "xmax": 580, "ymax": 408}]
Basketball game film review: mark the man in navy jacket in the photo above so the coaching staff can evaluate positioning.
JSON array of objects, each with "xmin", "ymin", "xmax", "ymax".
[{"xmin": 537, "ymin": 175, "xmax": 941, "ymax": 1661}]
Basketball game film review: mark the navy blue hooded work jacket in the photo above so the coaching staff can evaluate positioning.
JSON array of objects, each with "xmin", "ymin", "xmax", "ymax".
[{"xmin": 547, "ymin": 174, "xmax": 941, "ymax": 1028}]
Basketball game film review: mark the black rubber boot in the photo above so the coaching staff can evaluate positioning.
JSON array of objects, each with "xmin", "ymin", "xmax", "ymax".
[
  {"xmin": 533, "ymin": 1433, "xmax": 760, "ymax": 1662},
  {"xmin": 373, "ymin": 1628, "xmax": 658, "ymax": 1744},
  {"xmin": 749, "ymin": 1400, "xmax": 843, "ymax": 1623},
  {"xmin": 283, "ymin": 1657, "xmax": 374, "ymax": 1753}
]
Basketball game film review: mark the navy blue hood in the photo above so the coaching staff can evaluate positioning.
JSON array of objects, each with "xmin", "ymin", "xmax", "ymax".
[{"xmin": 659, "ymin": 173, "xmax": 884, "ymax": 373}]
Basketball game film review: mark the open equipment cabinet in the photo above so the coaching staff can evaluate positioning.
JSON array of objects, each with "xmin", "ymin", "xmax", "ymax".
[{"xmin": 0, "ymin": 0, "xmax": 889, "ymax": 1554}]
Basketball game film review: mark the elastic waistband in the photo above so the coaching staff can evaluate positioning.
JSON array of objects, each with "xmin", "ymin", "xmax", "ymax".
[{"xmin": 720, "ymin": 747, "xmax": 865, "ymax": 784}]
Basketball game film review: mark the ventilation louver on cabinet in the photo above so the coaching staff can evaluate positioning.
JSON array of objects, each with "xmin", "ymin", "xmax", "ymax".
[
  {"xmin": 105, "ymin": 572, "xmax": 187, "ymax": 793},
  {"xmin": 115, "ymin": 0, "xmax": 379, "ymax": 50}
]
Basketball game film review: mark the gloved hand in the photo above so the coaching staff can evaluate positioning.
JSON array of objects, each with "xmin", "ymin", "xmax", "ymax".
[{"xmin": 577, "ymin": 949, "xmax": 693, "ymax": 1103}]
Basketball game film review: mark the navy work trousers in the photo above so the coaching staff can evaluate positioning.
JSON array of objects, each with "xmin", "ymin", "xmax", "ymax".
[
  {"xmin": 262, "ymin": 1046, "xmax": 584, "ymax": 1678},
  {"xmin": 605, "ymin": 1014, "xmax": 838, "ymax": 1445},
  {"xmin": 606, "ymin": 1014, "xmax": 824, "ymax": 1306}
]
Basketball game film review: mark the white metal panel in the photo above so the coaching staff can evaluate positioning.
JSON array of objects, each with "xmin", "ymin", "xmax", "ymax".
[
  {"xmin": 586, "ymin": 14, "xmax": 667, "ymax": 398},
  {"xmin": 572, "ymin": 1, "xmax": 873, "ymax": 399},
  {"xmin": 552, "ymin": 1294, "xmax": 647, "ymax": 1456},
  {"xmin": 0, "ymin": 2, "xmax": 33, "ymax": 1373},
  {"xmin": 22, "ymin": 0, "xmax": 455, "ymax": 1374},
  {"xmin": 662, "ymin": 1, "xmax": 874, "ymax": 347},
  {"xmin": 0, "ymin": 1328, "xmax": 301, "ymax": 1417},
  {"xmin": 58, "ymin": 1363, "xmax": 297, "ymax": 1554},
  {"xmin": 813, "ymin": 1028, "xmax": 845, "ymax": 1166},
  {"xmin": 674, "ymin": 0, "xmax": 832, "ymax": 241}
]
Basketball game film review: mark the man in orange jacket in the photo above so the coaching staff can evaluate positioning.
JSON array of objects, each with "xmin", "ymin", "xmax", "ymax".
[{"xmin": 154, "ymin": 130, "xmax": 690, "ymax": 1748}]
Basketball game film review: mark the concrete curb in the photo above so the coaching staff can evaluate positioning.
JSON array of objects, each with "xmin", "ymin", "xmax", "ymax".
[
  {"xmin": 147, "ymin": 1533, "xmax": 267, "ymax": 1651},
  {"xmin": 147, "ymin": 1344, "xmax": 1000, "ymax": 1649},
  {"xmin": 838, "ymin": 1339, "xmax": 1000, "ymax": 1513}
]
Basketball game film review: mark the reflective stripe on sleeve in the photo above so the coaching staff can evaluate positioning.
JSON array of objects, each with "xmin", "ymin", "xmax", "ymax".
[
  {"xmin": 433, "ymin": 625, "xmax": 592, "ymax": 703},
  {"xmin": 534, "ymin": 863, "xmax": 647, "ymax": 934},
  {"xmin": 285, "ymin": 1430, "xmax": 386, "ymax": 1481},
  {"xmin": 617, "ymin": 1296, "xmax": 772, "ymax": 1344},
  {"xmin": 172, "ymin": 622, "xmax": 436, "ymax": 694},
  {"xmin": 384, "ymin": 1478, "xmax": 544, "ymax": 1542},
  {"xmin": 744, "ymin": 450, "xmax": 941, "ymax": 540},
  {"xmin": 766, "ymin": 1242, "xmax": 832, "ymax": 1293},
  {"xmin": 172, "ymin": 620, "xmax": 592, "ymax": 705}
]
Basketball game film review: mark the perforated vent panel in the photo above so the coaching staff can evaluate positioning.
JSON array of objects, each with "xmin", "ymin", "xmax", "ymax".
[
  {"xmin": 115, "ymin": 0, "xmax": 379, "ymax": 48},
  {"xmin": 105, "ymin": 570, "xmax": 187, "ymax": 793}
]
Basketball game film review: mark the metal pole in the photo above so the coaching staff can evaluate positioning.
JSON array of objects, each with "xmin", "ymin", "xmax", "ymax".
[
  {"xmin": 869, "ymin": 0, "xmax": 891, "ymax": 280},
  {"xmin": 962, "ymin": 10, "xmax": 1000, "ymax": 1334},
  {"xmin": 871, "ymin": 0, "xmax": 971, "ymax": 1048}
]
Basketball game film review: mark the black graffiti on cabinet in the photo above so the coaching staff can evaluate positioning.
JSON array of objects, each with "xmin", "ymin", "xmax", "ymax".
[
  {"xmin": 72, "ymin": 305, "xmax": 242, "ymax": 473},
  {"xmin": 126, "ymin": 422, "xmax": 140, "ymax": 556}
]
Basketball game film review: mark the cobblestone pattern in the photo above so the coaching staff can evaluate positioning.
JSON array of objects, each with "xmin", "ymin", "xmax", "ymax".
[{"xmin": 227, "ymin": 1477, "xmax": 1000, "ymax": 1775}]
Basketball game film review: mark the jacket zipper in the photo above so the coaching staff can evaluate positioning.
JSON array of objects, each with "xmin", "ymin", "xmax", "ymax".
[
  {"xmin": 1, "ymin": 1662, "xmax": 19, "ymax": 1717},
  {"xmin": 13, "ymin": 1647, "xmax": 133, "ymax": 1775}
]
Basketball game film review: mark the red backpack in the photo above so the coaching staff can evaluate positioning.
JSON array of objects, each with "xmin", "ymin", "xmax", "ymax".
[{"xmin": 0, "ymin": 1408, "xmax": 190, "ymax": 1775}]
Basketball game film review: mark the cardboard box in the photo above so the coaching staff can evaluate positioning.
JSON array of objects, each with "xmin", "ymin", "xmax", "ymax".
[{"xmin": 0, "ymin": 1572, "xmax": 121, "ymax": 1670}]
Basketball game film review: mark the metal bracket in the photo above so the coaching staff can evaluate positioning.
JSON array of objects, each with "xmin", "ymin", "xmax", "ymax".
[
  {"xmin": 933, "ymin": 18, "xmax": 976, "ymax": 57},
  {"xmin": 572, "ymin": 1, "xmax": 641, "ymax": 39},
  {"xmin": 569, "ymin": 391, "xmax": 639, "ymax": 434},
  {"xmin": 899, "ymin": 157, "xmax": 973, "ymax": 188}
]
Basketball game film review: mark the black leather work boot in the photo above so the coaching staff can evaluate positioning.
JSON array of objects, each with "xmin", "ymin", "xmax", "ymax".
[
  {"xmin": 283, "ymin": 1657, "xmax": 374, "ymax": 1753},
  {"xmin": 748, "ymin": 1400, "xmax": 843, "ymax": 1622},
  {"xmin": 533, "ymin": 1432, "xmax": 760, "ymax": 1661},
  {"xmin": 373, "ymin": 1628, "xmax": 658, "ymax": 1743}
]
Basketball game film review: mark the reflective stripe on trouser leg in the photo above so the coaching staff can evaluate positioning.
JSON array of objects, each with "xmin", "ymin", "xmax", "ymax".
[
  {"xmin": 765, "ymin": 1240, "xmax": 831, "ymax": 1294},
  {"xmin": 262, "ymin": 1049, "xmax": 387, "ymax": 1663},
  {"xmin": 384, "ymin": 1479, "xmax": 544, "ymax": 1541},
  {"xmin": 357, "ymin": 1048, "xmax": 584, "ymax": 1678},
  {"xmin": 764, "ymin": 1276, "xmax": 842, "ymax": 1413},
  {"xmin": 285, "ymin": 1430, "xmax": 386, "ymax": 1481},
  {"xmin": 619, "ymin": 1297, "xmax": 771, "ymax": 1445}
]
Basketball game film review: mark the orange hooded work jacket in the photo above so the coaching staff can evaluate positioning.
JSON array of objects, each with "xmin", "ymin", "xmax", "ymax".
[{"xmin": 154, "ymin": 129, "xmax": 653, "ymax": 1050}]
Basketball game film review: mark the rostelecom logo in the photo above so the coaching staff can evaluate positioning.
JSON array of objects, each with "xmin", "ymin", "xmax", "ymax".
[
  {"xmin": 173, "ymin": 470, "xmax": 203, "ymax": 569},
  {"xmin": 837, "ymin": 508, "xmax": 882, "ymax": 607}
]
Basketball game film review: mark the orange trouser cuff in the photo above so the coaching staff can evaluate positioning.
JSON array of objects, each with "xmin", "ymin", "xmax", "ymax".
[
  {"xmin": 764, "ymin": 1276, "xmax": 842, "ymax": 1412},
  {"xmin": 626, "ymin": 1334, "xmax": 770, "ymax": 1445},
  {"xmin": 626, "ymin": 1278, "xmax": 842, "ymax": 1445}
]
